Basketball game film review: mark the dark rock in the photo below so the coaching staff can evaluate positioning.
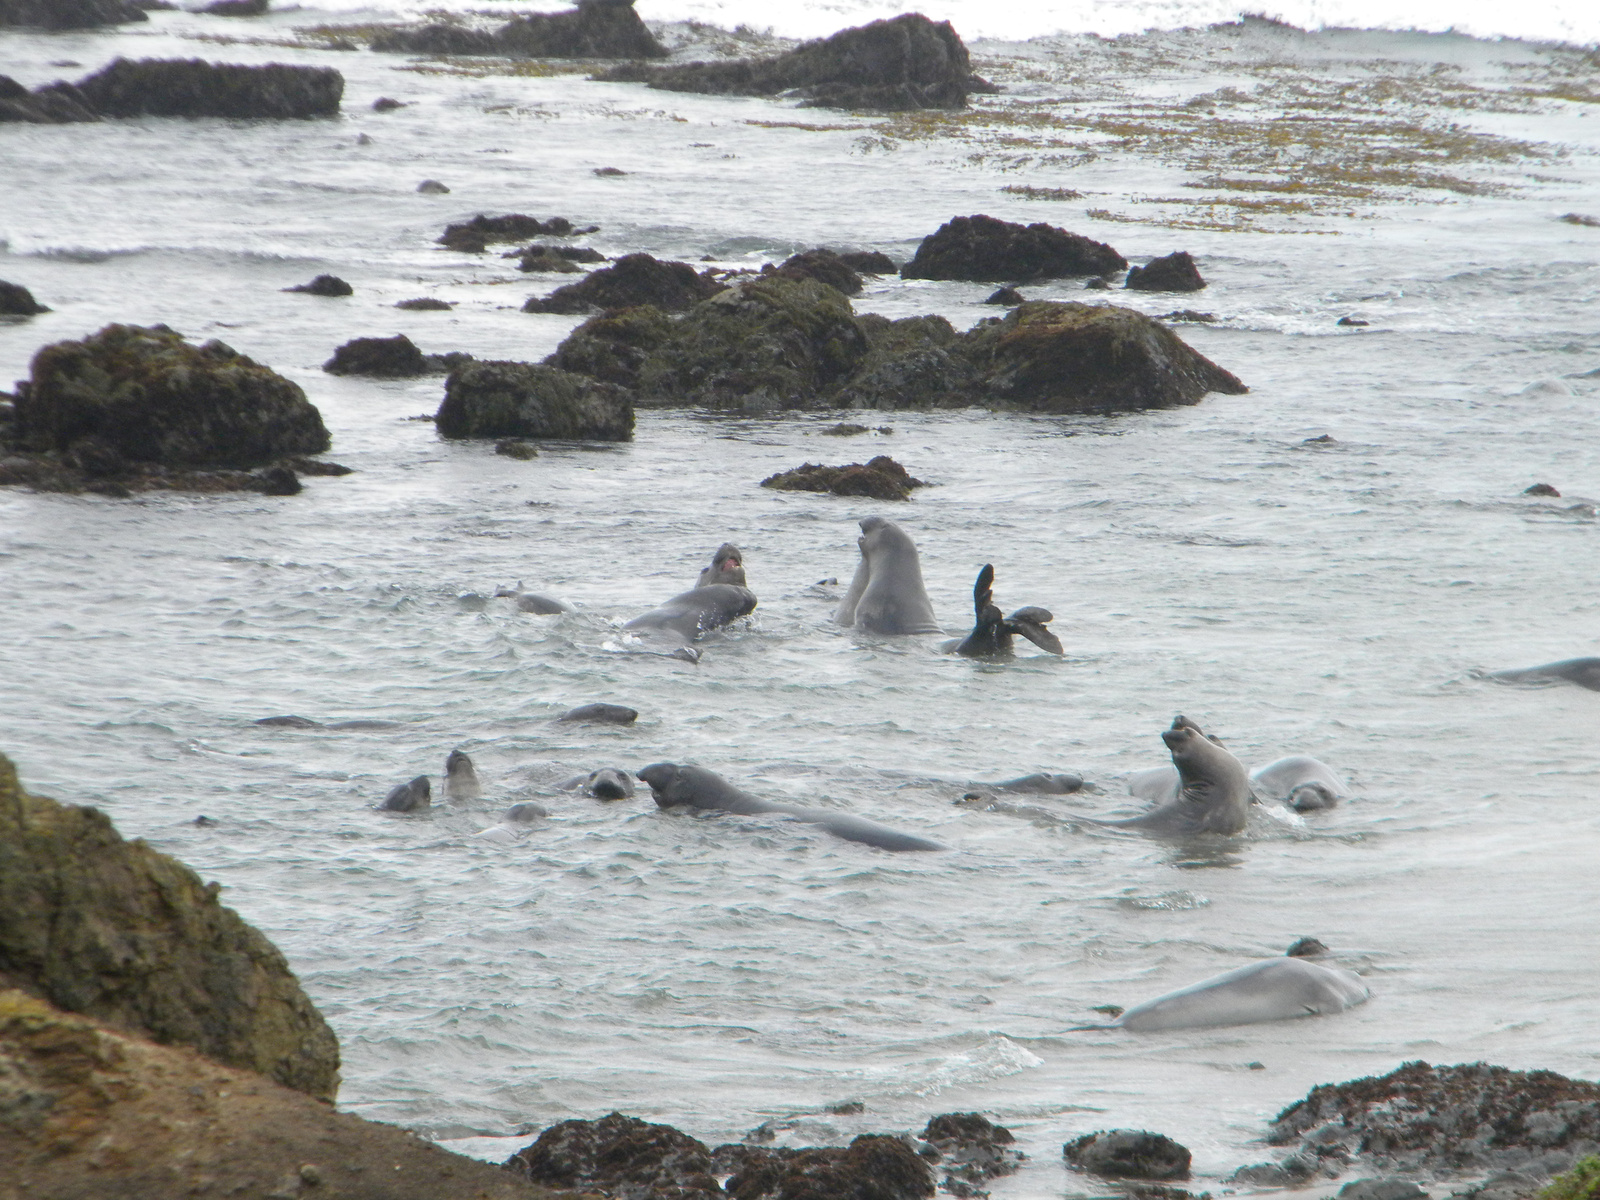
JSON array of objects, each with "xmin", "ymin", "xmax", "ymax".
[
  {"xmin": 1338, "ymin": 1179, "xmax": 1430, "ymax": 1200},
  {"xmin": 594, "ymin": 166, "xmax": 628, "ymax": 176},
  {"xmin": 282, "ymin": 456, "xmax": 353, "ymax": 476},
  {"xmin": 768, "ymin": 248, "xmax": 864, "ymax": 296},
  {"xmin": 438, "ymin": 214, "xmax": 592, "ymax": 254},
  {"xmin": 547, "ymin": 305, "xmax": 675, "ymax": 389},
  {"xmin": 836, "ymin": 250, "xmax": 898, "ymax": 274},
  {"xmin": 375, "ymin": 0, "xmax": 666, "ymax": 60},
  {"xmin": 435, "ymin": 360, "xmax": 634, "ymax": 441},
  {"xmin": 1338, "ymin": 315, "xmax": 1370, "ymax": 327},
  {"xmin": 1063, "ymin": 1131, "xmax": 1191, "ymax": 1181},
  {"xmin": 984, "ymin": 286, "xmax": 1024, "ymax": 306},
  {"xmin": 0, "ymin": 751, "xmax": 339, "ymax": 1099},
  {"xmin": 417, "ymin": 179, "xmax": 450, "ymax": 194},
  {"xmin": 922, "ymin": 1113, "xmax": 1024, "ymax": 1196},
  {"xmin": 14, "ymin": 323, "xmax": 330, "ymax": 469},
  {"xmin": 1559, "ymin": 213, "xmax": 1600, "ymax": 228},
  {"xmin": 505, "ymin": 243, "xmax": 606, "ymax": 266},
  {"xmin": 822, "ymin": 423, "xmax": 870, "ymax": 435},
  {"xmin": 598, "ymin": 13, "xmax": 981, "ymax": 111},
  {"xmin": 251, "ymin": 465, "xmax": 301, "ymax": 494},
  {"xmin": 835, "ymin": 313, "xmax": 976, "ymax": 410},
  {"xmin": 515, "ymin": 251, "xmax": 585, "ymax": 274},
  {"xmin": 720, "ymin": 1134, "xmax": 936, "ymax": 1200},
  {"xmin": 761, "ymin": 455, "xmax": 925, "ymax": 501},
  {"xmin": 1158, "ymin": 310, "xmax": 1215, "ymax": 323},
  {"xmin": 955, "ymin": 301, "xmax": 1247, "ymax": 413},
  {"xmin": 1303, "ymin": 434, "xmax": 1337, "ymax": 445},
  {"xmin": 322, "ymin": 334, "xmax": 429, "ymax": 377},
  {"xmin": 201, "ymin": 0, "xmax": 268, "ymax": 15},
  {"xmin": 371, "ymin": 95, "xmax": 404, "ymax": 111},
  {"xmin": 284, "ymin": 274, "xmax": 352, "ymax": 296},
  {"xmin": 1268, "ymin": 1061, "xmax": 1600, "ymax": 1179},
  {"xmin": 1227, "ymin": 1157, "xmax": 1322, "ymax": 1187},
  {"xmin": 524, "ymin": 253, "xmax": 724, "ymax": 314},
  {"xmin": 0, "ymin": 280, "xmax": 49, "ymax": 315},
  {"xmin": 495, "ymin": 439, "xmax": 538, "ymax": 459},
  {"xmin": 395, "ymin": 297, "xmax": 454, "ymax": 310},
  {"xmin": 1083, "ymin": 277, "xmax": 1110, "ymax": 289},
  {"xmin": 0, "ymin": 79, "xmax": 101, "ymax": 123},
  {"xmin": 1525, "ymin": 483, "xmax": 1561, "ymax": 497},
  {"xmin": 1452, "ymin": 1169, "xmax": 1551, "ymax": 1200},
  {"xmin": 902, "ymin": 215, "xmax": 1126, "ymax": 281},
  {"xmin": 1125, "ymin": 250, "xmax": 1206, "ymax": 292},
  {"xmin": 425, "ymin": 351, "xmax": 476, "ymax": 374},
  {"xmin": 505, "ymin": 1112, "xmax": 719, "ymax": 1199},
  {"xmin": 72, "ymin": 57, "xmax": 343, "ymax": 119},
  {"xmin": 0, "ymin": 0, "xmax": 146, "ymax": 28}
]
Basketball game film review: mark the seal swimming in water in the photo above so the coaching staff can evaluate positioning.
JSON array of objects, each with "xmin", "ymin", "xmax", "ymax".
[
  {"xmin": 835, "ymin": 517, "xmax": 941, "ymax": 635},
  {"xmin": 697, "ymin": 543, "xmax": 747, "ymax": 587},
  {"xmin": 377, "ymin": 775, "xmax": 430, "ymax": 812},
  {"xmin": 1485, "ymin": 657, "xmax": 1600, "ymax": 691},
  {"xmin": 495, "ymin": 582, "xmax": 573, "ymax": 614},
  {"xmin": 1250, "ymin": 755, "xmax": 1350, "ymax": 812},
  {"xmin": 626, "ymin": 546, "xmax": 757, "ymax": 651},
  {"xmin": 950, "ymin": 564, "xmax": 1064, "ymax": 657},
  {"xmin": 445, "ymin": 750, "xmax": 482, "ymax": 802},
  {"xmin": 558, "ymin": 768, "xmax": 636, "ymax": 799},
  {"xmin": 255, "ymin": 715, "xmax": 402, "ymax": 730},
  {"xmin": 473, "ymin": 801, "xmax": 549, "ymax": 842},
  {"xmin": 1087, "ymin": 715, "xmax": 1251, "ymax": 836},
  {"xmin": 638, "ymin": 763, "xmax": 944, "ymax": 852},
  {"xmin": 556, "ymin": 703, "xmax": 638, "ymax": 725},
  {"xmin": 1069, "ymin": 939, "xmax": 1370, "ymax": 1032}
]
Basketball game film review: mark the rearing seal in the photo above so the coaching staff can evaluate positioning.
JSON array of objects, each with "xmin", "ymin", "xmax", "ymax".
[
  {"xmin": 835, "ymin": 517, "xmax": 941, "ymax": 635},
  {"xmin": 1088, "ymin": 715, "xmax": 1251, "ymax": 836}
]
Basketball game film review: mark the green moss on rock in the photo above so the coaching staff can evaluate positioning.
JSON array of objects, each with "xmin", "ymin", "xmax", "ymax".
[{"xmin": 435, "ymin": 361, "xmax": 634, "ymax": 441}]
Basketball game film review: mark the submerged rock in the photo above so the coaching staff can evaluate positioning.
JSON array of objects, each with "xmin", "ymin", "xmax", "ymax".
[
  {"xmin": 599, "ymin": 13, "xmax": 986, "ymax": 111},
  {"xmin": 922, "ymin": 1113, "xmax": 1025, "ymax": 1196},
  {"xmin": 523, "ymin": 253, "xmax": 724, "ymax": 314},
  {"xmin": 0, "ymin": 751, "xmax": 339, "ymax": 1099},
  {"xmin": 435, "ymin": 360, "xmax": 634, "ymax": 441},
  {"xmin": 417, "ymin": 178, "xmax": 451, "ymax": 194},
  {"xmin": 504, "ymin": 1111, "xmax": 721, "ymax": 1198},
  {"xmin": 1064, "ymin": 1131, "xmax": 1192, "ymax": 1181},
  {"xmin": 395, "ymin": 297, "xmax": 454, "ymax": 310},
  {"xmin": 1125, "ymin": 250, "xmax": 1207, "ymax": 292},
  {"xmin": 719, "ymin": 1134, "xmax": 936, "ymax": 1200},
  {"xmin": 438, "ymin": 213, "xmax": 593, "ymax": 253},
  {"xmin": 373, "ymin": 0, "xmax": 666, "ymax": 59},
  {"xmin": 285, "ymin": 273, "xmax": 352, "ymax": 296},
  {"xmin": 985, "ymin": 286, "xmax": 1025, "ymax": 306},
  {"xmin": 837, "ymin": 250, "xmax": 899, "ymax": 274},
  {"xmin": 70, "ymin": 57, "xmax": 343, "ymax": 119},
  {"xmin": 902, "ymin": 214, "xmax": 1127, "ymax": 281},
  {"xmin": 761, "ymin": 454, "xmax": 925, "ymax": 500},
  {"xmin": 0, "ymin": 280, "xmax": 50, "ymax": 315},
  {"xmin": 0, "ymin": 0, "xmax": 146, "ymax": 29}
]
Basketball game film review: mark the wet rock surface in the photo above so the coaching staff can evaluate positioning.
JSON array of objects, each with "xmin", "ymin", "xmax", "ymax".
[
  {"xmin": 548, "ymin": 304, "xmax": 676, "ymax": 388},
  {"xmin": 50, "ymin": 57, "xmax": 344, "ymax": 119},
  {"xmin": 525, "ymin": 253, "xmax": 724, "ymax": 314},
  {"xmin": 439, "ymin": 213, "xmax": 595, "ymax": 253},
  {"xmin": 766, "ymin": 248, "xmax": 865, "ymax": 295},
  {"xmin": 505, "ymin": 1111, "xmax": 722, "ymax": 1199},
  {"xmin": 1064, "ymin": 1130, "xmax": 1193, "ymax": 1181},
  {"xmin": 285, "ymin": 273, "xmax": 352, "ymax": 296},
  {"xmin": 0, "ymin": 279, "xmax": 50, "ymax": 315},
  {"xmin": 921, "ymin": 1113, "xmax": 1025, "ymax": 1197},
  {"xmin": 435, "ymin": 360, "xmax": 634, "ymax": 441},
  {"xmin": 396, "ymin": 296, "xmax": 454, "ymax": 310},
  {"xmin": 1125, "ymin": 250, "xmax": 1207, "ymax": 292},
  {"xmin": 599, "ymin": 13, "xmax": 985, "ymax": 111},
  {"xmin": 901, "ymin": 214, "xmax": 1127, "ymax": 281},
  {"xmin": 718, "ymin": 1134, "xmax": 937, "ymax": 1200},
  {"xmin": 836, "ymin": 250, "xmax": 899, "ymax": 274},
  {"xmin": 0, "ymin": 0, "xmax": 147, "ymax": 29},
  {"xmin": 373, "ymin": 0, "xmax": 666, "ymax": 60},
  {"xmin": 834, "ymin": 313, "xmax": 976, "ymax": 410},
  {"xmin": 761, "ymin": 454, "xmax": 926, "ymax": 500}
]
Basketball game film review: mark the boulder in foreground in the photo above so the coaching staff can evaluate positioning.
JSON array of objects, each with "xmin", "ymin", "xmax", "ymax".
[
  {"xmin": 506, "ymin": 1111, "xmax": 722, "ymax": 1197},
  {"xmin": 0, "ymin": 751, "xmax": 339, "ymax": 1099},
  {"xmin": 73, "ymin": 57, "xmax": 343, "ymax": 119},
  {"xmin": 0, "ymin": 0, "xmax": 146, "ymax": 28},
  {"xmin": 435, "ymin": 360, "xmax": 634, "ymax": 441},
  {"xmin": 598, "ymin": 13, "xmax": 987, "ymax": 111},
  {"xmin": 1063, "ymin": 1130, "xmax": 1192, "ymax": 1180},
  {"xmin": 902, "ymin": 214, "xmax": 1127, "ymax": 281},
  {"xmin": 762, "ymin": 454, "xmax": 925, "ymax": 500},
  {"xmin": 372, "ymin": 0, "xmax": 666, "ymax": 59},
  {"xmin": 1126, "ymin": 250, "xmax": 1207, "ymax": 292}
]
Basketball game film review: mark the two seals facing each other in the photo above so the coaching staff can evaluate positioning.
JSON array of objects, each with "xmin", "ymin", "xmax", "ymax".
[{"xmin": 626, "ymin": 542, "xmax": 757, "ymax": 655}]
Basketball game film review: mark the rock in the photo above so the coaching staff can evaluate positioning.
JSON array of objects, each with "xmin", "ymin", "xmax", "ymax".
[
  {"xmin": 902, "ymin": 214, "xmax": 1126, "ymax": 281},
  {"xmin": 1158, "ymin": 310, "xmax": 1215, "ymax": 323},
  {"xmin": 374, "ymin": 0, "xmax": 666, "ymax": 59},
  {"xmin": 1063, "ymin": 1131, "xmax": 1192, "ymax": 1181},
  {"xmin": 284, "ymin": 273, "xmax": 352, "ymax": 296},
  {"xmin": 1125, "ymin": 250, "xmax": 1206, "ymax": 292},
  {"xmin": 767, "ymin": 248, "xmax": 864, "ymax": 296},
  {"xmin": 1453, "ymin": 1169, "xmax": 1553, "ymax": 1200},
  {"xmin": 0, "ymin": 78, "xmax": 102, "ymax": 123},
  {"xmin": 1339, "ymin": 1180, "xmax": 1430, "ymax": 1200},
  {"xmin": 371, "ymin": 95, "xmax": 404, "ymax": 111},
  {"xmin": 0, "ymin": 280, "xmax": 49, "ymax": 315},
  {"xmin": 821, "ymin": 422, "xmax": 870, "ymax": 435},
  {"xmin": 505, "ymin": 1112, "xmax": 721, "ymax": 1198},
  {"xmin": 985, "ymin": 286, "xmax": 1024, "ymax": 306},
  {"xmin": 0, "ymin": 990, "xmax": 543, "ymax": 1199},
  {"xmin": 599, "ymin": 13, "xmax": 985, "ymax": 111},
  {"xmin": 720, "ymin": 1134, "xmax": 936, "ymax": 1200},
  {"xmin": 762, "ymin": 454, "xmax": 926, "ymax": 501},
  {"xmin": 283, "ymin": 455, "xmax": 353, "ymax": 476},
  {"xmin": 837, "ymin": 250, "xmax": 898, "ymax": 274},
  {"xmin": 395, "ymin": 297, "xmax": 454, "ymax": 310},
  {"xmin": 438, "ymin": 214, "xmax": 593, "ymax": 253},
  {"xmin": 510, "ymin": 244, "xmax": 606, "ymax": 273},
  {"xmin": 495, "ymin": 439, "xmax": 539, "ymax": 459},
  {"xmin": 1525, "ymin": 483, "xmax": 1561, "ymax": 497},
  {"xmin": 201, "ymin": 0, "xmax": 268, "ymax": 15},
  {"xmin": 417, "ymin": 178, "xmax": 450, "ymax": 193},
  {"xmin": 13, "ymin": 323, "xmax": 330, "ymax": 469},
  {"xmin": 922, "ymin": 1113, "xmax": 1024, "ymax": 1196},
  {"xmin": 834, "ymin": 313, "xmax": 976, "ymax": 410},
  {"xmin": 0, "ymin": 0, "xmax": 146, "ymax": 28},
  {"xmin": 251, "ymin": 464, "xmax": 301, "ymax": 494},
  {"xmin": 1560, "ymin": 213, "xmax": 1600, "ymax": 228},
  {"xmin": 1338, "ymin": 315, "xmax": 1370, "ymax": 327},
  {"xmin": 0, "ymin": 751, "xmax": 338, "ymax": 1098},
  {"xmin": 956, "ymin": 301, "xmax": 1247, "ymax": 413},
  {"xmin": 435, "ymin": 360, "xmax": 633, "ymax": 441},
  {"xmin": 71, "ymin": 57, "xmax": 343, "ymax": 119},
  {"xmin": 516, "ymin": 251, "xmax": 586, "ymax": 274},
  {"xmin": 524, "ymin": 253, "xmax": 724, "ymax": 315},
  {"xmin": 1229, "ymin": 1160, "xmax": 1319, "ymax": 1187},
  {"xmin": 594, "ymin": 166, "xmax": 628, "ymax": 176},
  {"xmin": 323, "ymin": 334, "xmax": 429, "ymax": 377},
  {"xmin": 547, "ymin": 305, "xmax": 676, "ymax": 388}
]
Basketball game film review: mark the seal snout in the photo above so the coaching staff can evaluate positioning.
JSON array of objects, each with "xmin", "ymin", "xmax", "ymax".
[{"xmin": 637, "ymin": 762, "xmax": 677, "ymax": 803}]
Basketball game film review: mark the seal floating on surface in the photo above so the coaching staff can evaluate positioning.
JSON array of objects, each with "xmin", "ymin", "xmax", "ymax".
[
  {"xmin": 473, "ymin": 801, "xmax": 549, "ymax": 842},
  {"xmin": 378, "ymin": 775, "xmax": 430, "ymax": 812},
  {"xmin": 950, "ymin": 564, "xmax": 1063, "ymax": 657},
  {"xmin": 835, "ymin": 516, "xmax": 941, "ymax": 635},
  {"xmin": 445, "ymin": 750, "xmax": 482, "ymax": 802},
  {"xmin": 1088, "ymin": 715, "xmax": 1251, "ymax": 836},
  {"xmin": 556, "ymin": 703, "xmax": 638, "ymax": 725},
  {"xmin": 558, "ymin": 767, "xmax": 636, "ymax": 799},
  {"xmin": 495, "ymin": 582, "xmax": 573, "ymax": 614},
  {"xmin": 1250, "ymin": 755, "xmax": 1350, "ymax": 812},
  {"xmin": 1485, "ymin": 657, "xmax": 1600, "ymax": 691}
]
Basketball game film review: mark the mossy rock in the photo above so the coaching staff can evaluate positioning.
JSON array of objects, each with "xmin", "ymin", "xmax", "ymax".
[
  {"xmin": 0, "ymin": 0, "xmax": 146, "ymax": 29},
  {"xmin": 435, "ymin": 360, "xmax": 633, "ymax": 441},
  {"xmin": 374, "ymin": 0, "xmax": 665, "ymax": 59},
  {"xmin": 901, "ymin": 214, "xmax": 1127, "ymax": 281},
  {"xmin": 546, "ymin": 304, "xmax": 675, "ymax": 388},
  {"xmin": 761, "ymin": 455, "xmax": 925, "ymax": 501},
  {"xmin": 0, "ymin": 279, "xmax": 49, "ymax": 315},
  {"xmin": 323, "ymin": 334, "xmax": 428, "ymax": 377},
  {"xmin": 73, "ymin": 57, "xmax": 344, "ymax": 119},
  {"xmin": 1126, "ymin": 251, "xmax": 1207, "ymax": 292},
  {"xmin": 836, "ymin": 313, "xmax": 977, "ymax": 410},
  {"xmin": 14, "ymin": 323, "xmax": 330, "ymax": 468},
  {"xmin": 766, "ymin": 248, "xmax": 863, "ymax": 296},
  {"xmin": 524, "ymin": 253, "xmax": 723, "ymax": 315}
]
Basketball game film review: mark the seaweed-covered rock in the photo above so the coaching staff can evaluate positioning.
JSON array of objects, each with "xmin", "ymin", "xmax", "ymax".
[
  {"xmin": 0, "ymin": 0, "xmax": 146, "ymax": 28},
  {"xmin": 834, "ymin": 313, "xmax": 976, "ymax": 410},
  {"xmin": 323, "ymin": 334, "xmax": 429, "ymax": 377},
  {"xmin": 547, "ymin": 304, "xmax": 675, "ymax": 388},
  {"xmin": 721, "ymin": 1134, "xmax": 936, "ymax": 1200},
  {"xmin": 395, "ymin": 297, "xmax": 454, "ymax": 310},
  {"xmin": 599, "ymin": 13, "xmax": 984, "ymax": 111},
  {"xmin": 0, "ymin": 280, "xmax": 50, "ymax": 315},
  {"xmin": 435, "ymin": 360, "xmax": 633, "ymax": 441},
  {"xmin": 761, "ymin": 454, "xmax": 925, "ymax": 500},
  {"xmin": 525, "ymin": 253, "xmax": 724, "ymax": 315},
  {"xmin": 13, "ymin": 323, "xmax": 331, "ymax": 468},
  {"xmin": 985, "ymin": 286, "xmax": 1024, "ymax": 306},
  {"xmin": 0, "ymin": 78, "xmax": 100, "ymax": 123},
  {"xmin": 201, "ymin": 0, "xmax": 268, "ymax": 14},
  {"xmin": 1125, "ymin": 251, "xmax": 1207, "ymax": 292},
  {"xmin": 373, "ymin": 0, "xmax": 666, "ymax": 59},
  {"xmin": 922, "ymin": 1113, "xmax": 1024, "ymax": 1196},
  {"xmin": 768, "ymin": 248, "xmax": 864, "ymax": 296},
  {"xmin": 837, "ymin": 250, "xmax": 898, "ymax": 274},
  {"xmin": 1267, "ymin": 1061, "xmax": 1600, "ymax": 1180},
  {"xmin": 956, "ymin": 301, "xmax": 1247, "ymax": 412},
  {"xmin": 903, "ymin": 215, "xmax": 1126, "ymax": 281},
  {"xmin": 1064, "ymin": 1131, "xmax": 1192, "ymax": 1181},
  {"xmin": 510, "ymin": 243, "xmax": 606, "ymax": 273},
  {"xmin": 284, "ymin": 273, "xmax": 352, "ymax": 296},
  {"xmin": 504, "ymin": 1112, "xmax": 721, "ymax": 1199},
  {"xmin": 438, "ymin": 214, "xmax": 592, "ymax": 253},
  {"xmin": 0, "ymin": 752, "xmax": 339, "ymax": 1099},
  {"xmin": 72, "ymin": 57, "xmax": 343, "ymax": 119}
]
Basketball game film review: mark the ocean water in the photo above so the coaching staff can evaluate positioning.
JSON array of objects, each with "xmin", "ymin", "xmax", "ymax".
[{"xmin": 2, "ymin": 3, "xmax": 1598, "ymax": 1195}]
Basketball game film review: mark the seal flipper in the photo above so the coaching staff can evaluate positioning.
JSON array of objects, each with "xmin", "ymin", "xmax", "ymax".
[{"xmin": 1005, "ymin": 606, "xmax": 1064, "ymax": 655}]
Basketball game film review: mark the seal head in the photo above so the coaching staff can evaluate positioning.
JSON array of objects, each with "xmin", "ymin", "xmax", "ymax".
[{"xmin": 378, "ymin": 775, "xmax": 431, "ymax": 812}]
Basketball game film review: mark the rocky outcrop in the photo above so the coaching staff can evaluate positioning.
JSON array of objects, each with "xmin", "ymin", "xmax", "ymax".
[
  {"xmin": 0, "ymin": 280, "xmax": 50, "ymax": 315},
  {"xmin": 761, "ymin": 454, "xmax": 925, "ymax": 500},
  {"xmin": 1125, "ymin": 251, "xmax": 1207, "ymax": 292},
  {"xmin": 1064, "ymin": 1131, "xmax": 1192, "ymax": 1181},
  {"xmin": 833, "ymin": 313, "xmax": 977, "ymax": 410},
  {"xmin": 439, "ymin": 214, "xmax": 595, "ymax": 253},
  {"xmin": 766, "ymin": 248, "xmax": 864, "ymax": 296},
  {"xmin": 921, "ymin": 1113, "xmax": 1024, "ymax": 1196},
  {"xmin": 901, "ymin": 215, "xmax": 1126, "ymax": 281},
  {"xmin": 373, "ymin": 0, "xmax": 666, "ymax": 59},
  {"xmin": 719, "ymin": 1135, "xmax": 936, "ymax": 1200},
  {"xmin": 598, "ymin": 13, "xmax": 987, "ymax": 111},
  {"xmin": 202, "ymin": 0, "xmax": 269, "ymax": 14},
  {"xmin": 284, "ymin": 273, "xmax": 352, "ymax": 296},
  {"xmin": 435, "ymin": 360, "xmax": 634, "ymax": 441},
  {"xmin": 505, "ymin": 1112, "xmax": 722, "ymax": 1198},
  {"xmin": 324, "ymin": 334, "xmax": 428, "ymax": 376},
  {"xmin": 524, "ymin": 253, "xmax": 724, "ymax": 314},
  {"xmin": 68, "ymin": 57, "xmax": 343, "ymax": 119},
  {"xmin": 0, "ymin": 989, "xmax": 550, "ymax": 1199},
  {"xmin": 985, "ymin": 286, "xmax": 1024, "ymax": 306},
  {"xmin": 0, "ymin": 77, "xmax": 101, "ymax": 123},
  {"xmin": 396, "ymin": 297, "xmax": 454, "ymax": 310},
  {"xmin": 512, "ymin": 243, "xmax": 606, "ymax": 273},
  {"xmin": 0, "ymin": 751, "xmax": 339, "ymax": 1099},
  {"xmin": 0, "ymin": 0, "xmax": 146, "ymax": 28},
  {"xmin": 548, "ymin": 305, "xmax": 675, "ymax": 388},
  {"xmin": 837, "ymin": 250, "xmax": 898, "ymax": 274}
]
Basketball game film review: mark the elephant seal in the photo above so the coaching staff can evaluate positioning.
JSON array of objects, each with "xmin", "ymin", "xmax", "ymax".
[
  {"xmin": 556, "ymin": 703, "xmax": 638, "ymax": 725},
  {"xmin": 558, "ymin": 768, "xmax": 636, "ymax": 799},
  {"xmin": 625, "ymin": 583, "xmax": 757, "ymax": 645},
  {"xmin": 495, "ymin": 582, "xmax": 573, "ymax": 614},
  {"xmin": 445, "ymin": 750, "xmax": 482, "ymax": 802},
  {"xmin": 473, "ymin": 800, "xmax": 549, "ymax": 842},
  {"xmin": 1485, "ymin": 657, "xmax": 1600, "ymax": 691},
  {"xmin": 990, "ymin": 772, "xmax": 1085, "ymax": 794},
  {"xmin": 1070, "ymin": 939, "xmax": 1370, "ymax": 1032},
  {"xmin": 638, "ymin": 762, "xmax": 944, "ymax": 852},
  {"xmin": 697, "ymin": 543, "xmax": 747, "ymax": 587},
  {"xmin": 1087, "ymin": 716, "xmax": 1251, "ymax": 836},
  {"xmin": 1250, "ymin": 755, "xmax": 1350, "ymax": 812},
  {"xmin": 951, "ymin": 564, "xmax": 1064, "ymax": 657},
  {"xmin": 255, "ymin": 715, "xmax": 401, "ymax": 730},
  {"xmin": 378, "ymin": 775, "xmax": 430, "ymax": 812},
  {"xmin": 835, "ymin": 517, "xmax": 941, "ymax": 635}
]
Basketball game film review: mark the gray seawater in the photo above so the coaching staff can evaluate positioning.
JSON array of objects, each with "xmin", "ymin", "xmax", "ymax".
[{"xmin": 2, "ymin": 7, "xmax": 1599, "ymax": 1195}]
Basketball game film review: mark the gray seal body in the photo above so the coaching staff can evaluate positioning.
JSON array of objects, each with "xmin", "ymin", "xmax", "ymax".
[
  {"xmin": 1089, "ymin": 715, "xmax": 1251, "ymax": 836},
  {"xmin": 626, "ymin": 583, "xmax": 757, "ymax": 643},
  {"xmin": 378, "ymin": 775, "xmax": 430, "ymax": 812},
  {"xmin": 445, "ymin": 750, "xmax": 482, "ymax": 802},
  {"xmin": 495, "ymin": 582, "xmax": 573, "ymax": 614},
  {"xmin": 835, "ymin": 517, "xmax": 941, "ymax": 635},
  {"xmin": 1487, "ymin": 657, "xmax": 1600, "ymax": 691},
  {"xmin": 1250, "ymin": 755, "xmax": 1350, "ymax": 812}
]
